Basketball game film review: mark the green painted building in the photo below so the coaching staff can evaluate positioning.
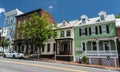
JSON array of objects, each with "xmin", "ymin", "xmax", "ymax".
[{"xmin": 74, "ymin": 11, "xmax": 119, "ymax": 66}]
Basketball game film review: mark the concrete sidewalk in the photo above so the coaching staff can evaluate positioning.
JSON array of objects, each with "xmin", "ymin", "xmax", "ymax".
[{"xmin": 24, "ymin": 56, "xmax": 120, "ymax": 71}]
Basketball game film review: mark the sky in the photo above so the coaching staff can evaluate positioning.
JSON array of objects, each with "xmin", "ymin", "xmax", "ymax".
[{"xmin": 0, "ymin": 0, "xmax": 120, "ymax": 27}]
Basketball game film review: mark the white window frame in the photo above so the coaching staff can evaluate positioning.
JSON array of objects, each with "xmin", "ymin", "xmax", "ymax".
[
  {"xmin": 81, "ymin": 41, "xmax": 86, "ymax": 51},
  {"xmin": 100, "ymin": 15, "xmax": 105, "ymax": 21},
  {"xmin": 91, "ymin": 41, "xmax": 97, "ymax": 51},
  {"xmin": 81, "ymin": 28, "xmax": 86, "ymax": 36},
  {"xmin": 91, "ymin": 27, "xmax": 96, "ymax": 35},
  {"xmin": 101, "ymin": 25, "xmax": 107, "ymax": 34},
  {"xmin": 103, "ymin": 41, "xmax": 111, "ymax": 51}
]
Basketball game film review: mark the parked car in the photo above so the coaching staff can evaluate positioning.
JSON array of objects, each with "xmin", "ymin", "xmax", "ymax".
[{"xmin": 3, "ymin": 51, "xmax": 24, "ymax": 58}]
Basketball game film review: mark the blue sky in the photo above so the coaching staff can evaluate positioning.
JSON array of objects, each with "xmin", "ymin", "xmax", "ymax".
[{"xmin": 0, "ymin": 0, "xmax": 120, "ymax": 27}]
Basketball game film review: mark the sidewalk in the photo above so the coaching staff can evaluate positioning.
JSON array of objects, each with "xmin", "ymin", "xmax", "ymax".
[{"xmin": 24, "ymin": 56, "xmax": 120, "ymax": 71}]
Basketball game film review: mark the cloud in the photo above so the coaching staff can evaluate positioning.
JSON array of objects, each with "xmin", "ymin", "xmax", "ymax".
[
  {"xmin": 0, "ymin": 8, "xmax": 5, "ymax": 14},
  {"xmin": 48, "ymin": 5, "xmax": 53, "ymax": 9}
]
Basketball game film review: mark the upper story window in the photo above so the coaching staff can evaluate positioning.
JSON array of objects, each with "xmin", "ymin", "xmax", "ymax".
[
  {"xmin": 99, "ymin": 25, "xmax": 109, "ymax": 34},
  {"xmin": 81, "ymin": 15, "xmax": 88, "ymax": 24},
  {"xmin": 66, "ymin": 30, "xmax": 71, "ymax": 37},
  {"xmin": 82, "ymin": 18, "xmax": 86, "ymax": 24},
  {"xmin": 98, "ymin": 11, "xmax": 106, "ymax": 21},
  {"xmin": 89, "ymin": 26, "xmax": 98, "ymax": 35},
  {"xmin": 100, "ymin": 15, "xmax": 105, "ymax": 21},
  {"xmin": 60, "ymin": 31, "xmax": 64, "ymax": 37},
  {"xmin": 79, "ymin": 28, "xmax": 87, "ymax": 36}
]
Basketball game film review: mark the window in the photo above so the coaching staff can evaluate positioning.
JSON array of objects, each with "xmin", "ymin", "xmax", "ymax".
[
  {"xmin": 66, "ymin": 30, "xmax": 71, "ymax": 37},
  {"xmin": 82, "ymin": 42, "xmax": 86, "ymax": 51},
  {"xmin": 60, "ymin": 31, "xmax": 64, "ymax": 37},
  {"xmin": 79, "ymin": 28, "xmax": 87, "ymax": 36},
  {"xmin": 90, "ymin": 27, "xmax": 98, "ymax": 35},
  {"xmin": 92, "ymin": 41, "xmax": 97, "ymax": 50},
  {"xmin": 42, "ymin": 44, "xmax": 45, "ymax": 52},
  {"xmin": 47, "ymin": 44, "xmax": 50, "ymax": 52},
  {"xmin": 100, "ymin": 15, "xmax": 105, "ymax": 21},
  {"xmin": 82, "ymin": 18, "xmax": 86, "ymax": 24},
  {"xmin": 91, "ymin": 27, "xmax": 96, "ymax": 35},
  {"xmin": 53, "ymin": 43, "xmax": 56, "ymax": 51},
  {"xmin": 103, "ymin": 41, "xmax": 110, "ymax": 51}
]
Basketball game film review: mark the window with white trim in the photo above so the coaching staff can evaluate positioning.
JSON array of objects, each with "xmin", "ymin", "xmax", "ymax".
[
  {"xmin": 100, "ymin": 15, "xmax": 105, "ymax": 21},
  {"xmin": 103, "ymin": 41, "xmax": 110, "ymax": 51},
  {"xmin": 82, "ymin": 42, "xmax": 86, "ymax": 51},
  {"xmin": 82, "ymin": 18, "xmax": 86, "ymax": 24},
  {"xmin": 81, "ymin": 28, "xmax": 86, "ymax": 35},
  {"xmin": 101, "ymin": 25, "xmax": 109, "ymax": 34},
  {"xmin": 60, "ymin": 31, "xmax": 64, "ymax": 37},
  {"xmin": 91, "ymin": 41, "xmax": 97, "ymax": 50},
  {"xmin": 91, "ymin": 27, "xmax": 96, "ymax": 35}
]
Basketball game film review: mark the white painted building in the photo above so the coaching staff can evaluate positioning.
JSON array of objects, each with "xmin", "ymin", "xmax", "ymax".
[{"xmin": 1, "ymin": 9, "xmax": 23, "ymax": 52}]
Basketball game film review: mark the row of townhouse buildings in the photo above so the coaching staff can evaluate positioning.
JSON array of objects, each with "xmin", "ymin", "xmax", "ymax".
[{"xmin": 1, "ymin": 8, "xmax": 120, "ymax": 66}]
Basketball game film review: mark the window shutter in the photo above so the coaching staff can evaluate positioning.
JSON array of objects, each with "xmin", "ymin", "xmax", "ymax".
[
  {"xmin": 95, "ymin": 27, "xmax": 98, "ymax": 34},
  {"xmin": 99, "ymin": 26, "xmax": 102, "ymax": 34},
  {"xmin": 106, "ymin": 25, "xmax": 109, "ymax": 33},
  {"xmin": 79, "ymin": 29, "xmax": 81, "ymax": 36},
  {"xmin": 85, "ymin": 28, "xmax": 87, "ymax": 35},
  {"xmin": 89, "ymin": 27, "xmax": 91, "ymax": 35}
]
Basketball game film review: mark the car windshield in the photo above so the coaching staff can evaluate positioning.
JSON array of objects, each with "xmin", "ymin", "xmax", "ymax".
[{"xmin": 10, "ymin": 51, "xmax": 17, "ymax": 53}]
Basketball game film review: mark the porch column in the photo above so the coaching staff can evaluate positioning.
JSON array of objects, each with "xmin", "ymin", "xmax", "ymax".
[
  {"xmin": 85, "ymin": 41, "xmax": 87, "ymax": 54},
  {"xmin": 96, "ymin": 40, "xmax": 99, "ymax": 56},
  {"xmin": 114, "ymin": 38, "xmax": 118, "ymax": 55},
  {"xmin": 69, "ymin": 40, "xmax": 72, "ymax": 55},
  {"xmin": 24, "ymin": 44, "xmax": 26, "ymax": 54}
]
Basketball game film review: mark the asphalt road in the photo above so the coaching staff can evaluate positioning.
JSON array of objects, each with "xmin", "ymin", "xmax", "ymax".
[{"xmin": 0, "ymin": 57, "xmax": 119, "ymax": 72}]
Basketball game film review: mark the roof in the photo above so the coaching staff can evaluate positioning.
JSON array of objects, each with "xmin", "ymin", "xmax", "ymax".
[
  {"xmin": 16, "ymin": 8, "xmax": 42, "ymax": 18},
  {"xmin": 75, "ymin": 14, "xmax": 115, "ymax": 27},
  {"xmin": 5, "ymin": 9, "xmax": 23, "ymax": 17},
  {"xmin": 57, "ymin": 20, "xmax": 79, "ymax": 29}
]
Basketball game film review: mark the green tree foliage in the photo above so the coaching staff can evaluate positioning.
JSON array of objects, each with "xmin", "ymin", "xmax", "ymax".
[
  {"xmin": 115, "ymin": 13, "xmax": 120, "ymax": 18},
  {"xmin": 81, "ymin": 56, "xmax": 87, "ymax": 63},
  {"xmin": 0, "ymin": 38, "xmax": 10, "ymax": 53},
  {"xmin": 17, "ymin": 13, "xmax": 58, "ymax": 58}
]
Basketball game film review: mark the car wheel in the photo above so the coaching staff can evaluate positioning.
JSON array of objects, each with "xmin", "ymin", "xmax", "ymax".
[
  {"xmin": 3, "ymin": 54, "xmax": 6, "ymax": 58},
  {"xmin": 13, "ymin": 55, "xmax": 15, "ymax": 58}
]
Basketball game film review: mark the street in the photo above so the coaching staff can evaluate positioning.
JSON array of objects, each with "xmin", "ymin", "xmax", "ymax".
[{"xmin": 0, "ymin": 57, "xmax": 119, "ymax": 72}]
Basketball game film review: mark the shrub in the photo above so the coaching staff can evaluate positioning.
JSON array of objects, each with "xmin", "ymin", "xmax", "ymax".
[{"xmin": 81, "ymin": 56, "xmax": 87, "ymax": 63}]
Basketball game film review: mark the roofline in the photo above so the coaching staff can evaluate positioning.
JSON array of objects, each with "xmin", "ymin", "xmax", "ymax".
[{"xmin": 16, "ymin": 8, "xmax": 43, "ymax": 18}]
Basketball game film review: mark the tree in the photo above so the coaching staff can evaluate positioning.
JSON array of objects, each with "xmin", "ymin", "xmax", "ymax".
[
  {"xmin": 0, "ymin": 38, "xmax": 10, "ymax": 54},
  {"xmin": 116, "ymin": 13, "xmax": 120, "ymax": 18},
  {"xmin": 17, "ymin": 13, "xmax": 57, "ymax": 58}
]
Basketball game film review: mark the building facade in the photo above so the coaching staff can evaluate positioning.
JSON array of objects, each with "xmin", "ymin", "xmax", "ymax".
[
  {"xmin": 53, "ymin": 20, "xmax": 78, "ymax": 61},
  {"xmin": 14, "ymin": 9, "xmax": 55, "ymax": 55},
  {"xmin": 74, "ymin": 11, "xmax": 119, "ymax": 66},
  {"xmin": 1, "ymin": 9, "xmax": 23, "ymax": 52}
]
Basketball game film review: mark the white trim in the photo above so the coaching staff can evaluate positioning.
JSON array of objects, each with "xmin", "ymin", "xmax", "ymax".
[
  {"xmin": 91, "ymin": 41, "xmax": 97, "ymax": 51},
  {"xmin": 103, "ymin": 40, "xmax": 111, "ymax": 52}
]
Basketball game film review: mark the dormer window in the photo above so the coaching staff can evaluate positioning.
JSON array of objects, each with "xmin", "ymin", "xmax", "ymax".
[
  {"xmin": 98, "ymin": 11, "xmax": 106, "ymax": 21},
  {"xmin": 100, "ymin": 15, "xmax": 105, "ymax": 21},
  {"xmin": 62, "ymin": 20, "xmax": 69, "ymax": 27},
  {"xmin": 82, "ymin": 18, "xmax": 86, "ymax": 24},
  {"xmin": 81, "ymin": 15, "xmax": 88, "ymax": 24}
]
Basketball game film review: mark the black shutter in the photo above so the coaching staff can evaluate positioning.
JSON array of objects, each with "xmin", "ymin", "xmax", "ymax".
[
  {"xmin": 85, "ymin": 28, "xmax": 87, "ymax": 35},
  {"xmin": 99, "ymin": 26, "xmax": 102, "ymax": 34},
  {"xmin": 79, "ymin": 29, "xmax": 81, "ymax": 36},
  {"xmin": 106, "ymin": 25, "xmax": 109, "ymax": 33},
  {"xmin": 89, "ymin": 27, "xmax": 91, "ymax": 35},
  {"xmin": 95, "ymin": 27, "xmax": 98, "ymax": 34}
]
